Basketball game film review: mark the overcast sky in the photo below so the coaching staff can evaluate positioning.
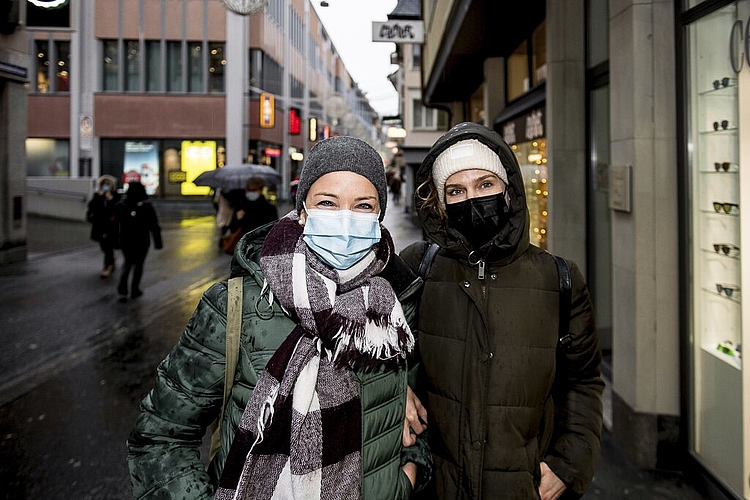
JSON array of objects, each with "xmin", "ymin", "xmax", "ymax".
[{"xmin": 311, "ymin": 0, "xmax": 399, "ymax": 117}]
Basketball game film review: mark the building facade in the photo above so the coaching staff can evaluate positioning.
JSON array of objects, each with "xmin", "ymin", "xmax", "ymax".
[
  {"xmin": 24, "ymin": 0, "xmax": 381, "ymax": 220},
  {"xmin": 419, "ymin": 0, "xmax": 749, "ymax": 498}
]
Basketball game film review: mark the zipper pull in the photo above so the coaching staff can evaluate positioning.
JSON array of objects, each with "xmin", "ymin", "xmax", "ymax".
[{"xmin": 478, "ymin": 260, "xmax": 485, "ymax": 280}]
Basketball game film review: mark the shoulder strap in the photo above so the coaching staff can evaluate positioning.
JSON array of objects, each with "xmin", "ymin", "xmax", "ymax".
[
  {"xmin": 209, "ymin": 276, "xmax": 243, "ymax": 461},
  {"xmin": 418, "ymin": 242, "xmax": 440, "ymax": 280},
  {"xmin": 552, "ymin": 254, "xmax": 572, "ymax": 350}
]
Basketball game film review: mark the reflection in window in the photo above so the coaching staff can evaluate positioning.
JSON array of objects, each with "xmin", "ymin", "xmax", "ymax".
[
  {"xmin": 126, "ymin": 40, "xmax": 141, "ymax": 91},
  {"xmin": 188, "ymin": 42, "xmax": 203, "ymax": 92},
  {"xmin": 56, "ymin": 41, "xmax": 70, "ymax": 92},
  {"xmin": 209, "ymin": 43, "xmax": 225, "ymax": 93},
  {"xmin": 146, "ymin": 41, "xmax": 162, "ymax": 91},
  {"xmin": 35, "ymin": 41, "xmax": 50, "ymax": 93},
  {"xmin": 103, "ymin": 40, "xmax": 118, "ymax": 91},
  {"xmin": 26, "ymin": 138, "xmax": 71, "ymax": 177},
  {"xmin": 168, "ymin": 41, "xmax": 183, "ymax": 92}
]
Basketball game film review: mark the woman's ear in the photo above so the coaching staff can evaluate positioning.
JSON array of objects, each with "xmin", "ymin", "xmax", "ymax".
[{"xmin": 298, "ymin": 210, "xmax": 307, "ymax": 226}]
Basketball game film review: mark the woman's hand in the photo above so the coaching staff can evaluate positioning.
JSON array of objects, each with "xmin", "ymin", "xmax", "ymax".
[
  {"xmin": 403, "ymin": 385, "xmax": 428, "ymax": 447},
  {"xmin": 401, "ymin": 462, "xmax": 417, "ymax": 489},
  {"xmin": 538, "ymin": 462, "xmax": 566, "ymax": 500}
]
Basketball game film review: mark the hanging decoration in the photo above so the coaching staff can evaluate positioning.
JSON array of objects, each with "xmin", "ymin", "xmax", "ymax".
[{"xmin": 219, "ymin": 0, "xmax": 268, "ymax": 16}]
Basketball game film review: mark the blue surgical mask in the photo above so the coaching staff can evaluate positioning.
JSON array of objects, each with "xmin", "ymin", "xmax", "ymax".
[
  {"xmin": 246, "ymin": 191, "xmax": 261, "ymax": 201},
  {"xmin": 101, "ymin": 185, "xmax": 111, "ymax": 192},
  {"xmin": 302, "ymin": 206, "xmax": 381, "ymax": 269}
]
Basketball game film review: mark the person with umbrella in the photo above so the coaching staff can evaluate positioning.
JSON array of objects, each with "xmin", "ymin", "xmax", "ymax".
[{"xmin": 220, "ymin": 177, "xmax": 278, "ymax": 254}]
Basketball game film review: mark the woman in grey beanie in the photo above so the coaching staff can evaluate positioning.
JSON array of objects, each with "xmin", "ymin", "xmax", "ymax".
[{"xmin": 128, "ymin": 136, "xmax": 432, "ymax": 500}]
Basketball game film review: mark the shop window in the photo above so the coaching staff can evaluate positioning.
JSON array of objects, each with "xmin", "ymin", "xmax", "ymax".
[
  {"xmin": 209, "ymin": 43, "xmax": 225, "ymax": 93},
  {"xmin": 507, "ymin": 39, "xmax": 529, "ymax": 101},
  {"xmin": 167, "ymin": 41, "xmax": 183, "ymax": 92},
  {"xmin": 26, "ymin": 138, "xmax": 70, "ymax": 177},
  {"xmin": 511, "ymin": 140, "xmax": 548, "ymax": 249},
  {"xmin": 56, "ymin": 41, "xmax": 70, "ymax": 92},
  {"xmin": 103, "ymin": 40, "xmax": 119, "ymax": 91},
  {"xmin": 188, "ymin": 42, "xmax": 203, "ymax": 93},
  {"xmin": 125, "ymin": 40, "xmax": 141, "ymax": 91},
  {"xmin": 146, "ymin": 41, "xmax": 162, "ymax": 92},
  {"xmin": 35, "ymin": 40, "xmax": 50, "ymax": 93}
]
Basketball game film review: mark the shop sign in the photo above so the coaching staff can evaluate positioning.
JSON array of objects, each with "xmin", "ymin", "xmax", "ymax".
[
  {"xmin": 168, "ymin": 171, "xmax": 187, "ymax": 183},
  {"xmin": 500, "ymin": 107, "xmax": 545, "ymax": 146},
  {"xmin": 289, "ymin": 107, "xmax": 301, "ymax": 135},
  {"xmin": 372, "ymin": 20, "xmax": 424, "ymax": 43},
  {"xmin": 309, "ymin": 117, "xmax": 318, "ymax": 141},
  {"xmin": 264, "ymin": 147, "xmax": 281, "ymax": 157},
  {"xmin": 181, "ymin": 140, "xmax": 216, "ymax": 196},
  {"xmin": 260, "ymin": 93, "xmax": 275, "ymax": 128},
  {"xmin": 124, "ymin": 141, "xmax": 159, "ymax": 195},
  {"xmin": 729, "ymin": 17, "xmax": 750, "ymax": 73}
]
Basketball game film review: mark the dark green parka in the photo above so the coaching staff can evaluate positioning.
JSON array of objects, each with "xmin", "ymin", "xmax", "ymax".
[
  {"xmin": 401, "ymin": 122, "xmax": 604, "ymax": 499},
  {"xmin": 127, "ymin": 221, "xmax": 432, "ymax": 499}
]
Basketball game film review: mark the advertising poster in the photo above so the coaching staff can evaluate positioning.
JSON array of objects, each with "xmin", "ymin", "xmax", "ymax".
[
  {"xmin": 181, "ymin": 140, "xmax": 216, "ymax": 196},
  {"xmin": 123, "ymin": 141, "xmax": 160, "ymax": 195}
]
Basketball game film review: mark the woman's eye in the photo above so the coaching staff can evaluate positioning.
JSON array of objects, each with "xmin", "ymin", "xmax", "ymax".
[
  {"xmin": 446, "ymin": 188, "xmax": 463, "ymax": 196},
  {"xmin": 480, "ymin": 181, "xmax": 494, "ymax": 189},
  {"xmin": 355, "ymin": 203, "xmax": 374, "ymax": 211},
  {"xmin": 316, "ymin": 200, "xmax": 335, "ymax": 208}
]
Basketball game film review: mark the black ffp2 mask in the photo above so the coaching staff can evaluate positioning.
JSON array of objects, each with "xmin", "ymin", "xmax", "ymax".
[{"xmin": 445, "ymin": 192, "xmax": 511, "ymax": 249}]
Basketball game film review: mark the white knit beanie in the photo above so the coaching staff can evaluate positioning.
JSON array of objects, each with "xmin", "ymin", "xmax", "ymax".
[{"xmin": 431, "ymin": 139, "xmax": 509, "ymax": 207}]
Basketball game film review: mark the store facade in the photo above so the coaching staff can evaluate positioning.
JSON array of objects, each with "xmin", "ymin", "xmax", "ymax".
[{"xmin": 678, "ymin": 1, "xmax": 750, "ymax": 497}]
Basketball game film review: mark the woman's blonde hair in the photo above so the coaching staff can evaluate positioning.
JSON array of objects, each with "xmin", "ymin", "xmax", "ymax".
[{"xmin": 416, "ymin": 176, "xmax": 447, "ymax": 221}]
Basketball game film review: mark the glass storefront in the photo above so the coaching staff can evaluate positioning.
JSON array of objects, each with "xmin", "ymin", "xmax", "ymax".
[{"xmin": 684, "ymin": 2, "xmax": 749, "ymax": 497}]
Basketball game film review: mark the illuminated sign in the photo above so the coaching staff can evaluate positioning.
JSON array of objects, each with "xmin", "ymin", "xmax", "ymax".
[
  {"xmin": 123, "ymin": 141, "xmax": 159, "ymax": 195},
  {"xmin": 289, "ymin": 107, "xmax": 301, "ymax": 135},
  {"xmin": 168, "ymin": 171, "xmax": 187, "ymax": 183},
  {"xmin": 260, "ymin": 93, "xmax": 275, "ymax": 128},
  {"xmin": 264, "ymin": 147, "xmax": 281, "ymax": 157},
  {"xmin": 26, "ymin": 0, "xmax": 71, "ymax": 29},
  {"xmin": 181, "ymin": 141, "xmax": 217, "ymax": 196},
  {"xmin": 309, "ymin": 117, "xmax": 318, "ymax": 141}
]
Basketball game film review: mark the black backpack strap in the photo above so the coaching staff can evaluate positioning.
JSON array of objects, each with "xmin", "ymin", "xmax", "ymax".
[
  {"xmin": 553, "ymin": 254, "xmax": 573, "ymax": 350},
  {"xmin": 418, "ymin": 242, "xmax": 440, "ymax": 280}
]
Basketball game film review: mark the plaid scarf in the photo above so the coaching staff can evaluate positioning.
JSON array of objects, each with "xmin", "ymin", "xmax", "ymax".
[{"xmin": 215, "ymin": 212, "xmax": 414, "ymax": 500}]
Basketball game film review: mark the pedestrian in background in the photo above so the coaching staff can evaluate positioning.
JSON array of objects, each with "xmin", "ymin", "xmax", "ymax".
[
  {"xmin": 116, "ymin": 181, "xmax": 162, "ymax": 302},
  {"xmin": 127, "ymin": 136, "xmax": 431, "ymax": 499},
  {"xmin": 220, "ymin": 177, "xmax": 278, "ymax": 255},
  {"xmin": 400, "ymin": 122, "xmax": 603, "ymax": 500},
  {"xmin": 86, "ymin": 174, "xmax": 121, "ymax": 279}
]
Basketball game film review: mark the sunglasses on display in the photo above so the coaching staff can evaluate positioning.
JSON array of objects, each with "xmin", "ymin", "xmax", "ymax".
[
  {"xmin": 716, "ymin": 283, "xmax": 741, "ymax": 297},
  {"xmin": 713, "ymin": 202, "xmax": 739, "ymax": 214},
  {"xmin": 713, "ymin": 120, "xmax": 729, "ymax": 131},
  {"xmin": 713, "ymin": 162, "xmax": 737, "ymax": 172},
  {"xmin": 712, "ymin": 77, "xmax": 730, "ymax": 89},
  {"xmin": 713, "ymin": 243, "xmax": 740, "ymax": 255}
]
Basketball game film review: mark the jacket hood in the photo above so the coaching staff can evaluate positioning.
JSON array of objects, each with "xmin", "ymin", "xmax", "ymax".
[{"xmin": 415, "ymin": 122, "xmax": 530, "ymax": 263}]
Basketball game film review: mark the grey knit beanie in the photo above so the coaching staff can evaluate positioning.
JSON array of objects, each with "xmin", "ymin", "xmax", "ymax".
[{"xmin": 296, "ymin": 136, "xmax": 388, "ymax": 220}]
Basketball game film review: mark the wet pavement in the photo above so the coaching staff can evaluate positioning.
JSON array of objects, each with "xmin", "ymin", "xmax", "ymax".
[{"xmin": 0, "ymin": 199, "xmax": 709, "ymax": 499}]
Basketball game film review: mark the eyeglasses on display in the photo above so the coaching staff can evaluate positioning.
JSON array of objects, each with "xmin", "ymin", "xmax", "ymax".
[
  {"xmin": 712, "ymin": 77, "xmax": 730, "ymax": 89},
  {"xmin": 716, "ymin": 283, "xmax": 741, "ymax": 297},
  {"xmin": 713, "ymin": 201, "xmax": 739, "ymax": 214},
  {"xmin": 713, "ymin": 161, "xmax": 738, "ymax": 172},
  {"xmin": 712, "ymin": 120, "xmax": 729, "ymax": 131},
  {"xmin": 713, "ymin": 243, "xmax": 740, "ymax": 255}
]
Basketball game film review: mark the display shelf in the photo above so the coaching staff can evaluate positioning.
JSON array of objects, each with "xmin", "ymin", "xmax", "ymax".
[
  {"xmin": 702, "ymin": 286, "xmax": 742, "ymax": 304},
  {"xmin": 702, "ymin": 343, "xmax": 743, "ymax": 370},
  {"xmin": 701, "ymin": 248, "xmax": 741, "ymax": 260}
]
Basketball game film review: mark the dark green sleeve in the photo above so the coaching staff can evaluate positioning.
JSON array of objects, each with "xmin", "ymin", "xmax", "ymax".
[{"xmin": 126, "ymin": 282, "xmax": 229, "ymax": 500}]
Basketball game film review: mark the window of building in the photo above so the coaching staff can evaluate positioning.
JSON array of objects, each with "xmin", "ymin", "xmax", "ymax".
[
  {"xmin": 26, "ymin": 138, "xmax": 70, "ymax": 177},
  {"xmin": 410, "ymin": 44, "xmax": 421, "ymax": 71},
  {"xmin": 146, "ymin": 41, "xmax": 162, "ymax": 91},
  {"xmin": 35, "ymin": 40, "xmax": 50, "ymax": 93},
  {"xmin": 188, "ymin": 42, "xmax": 203, "ymax": 92},
  {"xmin": 125, "ymin": 40, "xmax": 141, "ymax": 91},
  {"xmin": 103, "ymin": 40, "xmax": 119, "ymax": 91},
  {"xmin": 167, "ymin": 41, "xmax": 183, "ymax": 92},
  {"xmin": 507, "ymin": 39, "xmax": 529, "ymax": 101},
  {"xmin": 56, "ymin": 41, "xmax": 70, "ymax": 92},
  {"xmin": 410, "ymin": 90, "xmax": 448, "ymax": 130},
  {"xmin": 209, "ymin": 43, "xmax": 225, "ymax": 93},
  {"xmin": 531, "ymin": 20, "xmax": 546, "ymax": 86}
]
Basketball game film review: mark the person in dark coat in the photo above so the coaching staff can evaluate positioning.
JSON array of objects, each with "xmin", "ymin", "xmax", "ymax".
[
  {"xmin": 229, "ymin": 176, "xmax": 278, "ymax": 235},
  {"xmin": 400, "ymin": 122, "xmax": 603, "ymax": 500},
  {"xmin": 116, "ymin": 181, "xmax": 163, "ymax": 302},
  {"xmin": 87, "ymin": 175, "xmax": 121, "ymax": 278}
]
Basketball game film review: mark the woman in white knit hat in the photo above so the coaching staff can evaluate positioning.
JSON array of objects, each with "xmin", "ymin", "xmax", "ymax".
[{"xmin": 401, "ymin": 122, "xmax": 603, "ymax": 500}]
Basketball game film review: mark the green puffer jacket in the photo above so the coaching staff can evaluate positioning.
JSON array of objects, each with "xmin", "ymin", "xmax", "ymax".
[
  {"xmin": 127, "ymin": 221, "xmax": 432, "ymax": 499},
  {"xmin": 401, "ymin": 123, "xmax": 603, "ymax": 499}
]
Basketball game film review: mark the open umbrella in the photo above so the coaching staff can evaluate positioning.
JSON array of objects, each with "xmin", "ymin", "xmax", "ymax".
[{"xmin": 193, "ymin": 163, "xmax": 281, "ymax": 191}]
